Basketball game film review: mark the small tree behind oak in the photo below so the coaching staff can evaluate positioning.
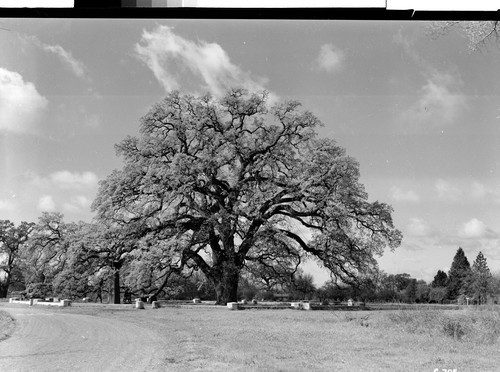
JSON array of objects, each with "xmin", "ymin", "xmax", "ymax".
[
  {"xmin": 93, "ymin": 89, "xmax": 402, "ymax": 304},
  {"xmin": 21, "ymin": 213, "xmax": 76, "ymax": 295},
  {"xmin": 0, "ymin": 220, "xmax": 34, "ymax": 297},
  {"xmin": 62, "ymin": 222, "xmax": 136, "ymax": 304}
]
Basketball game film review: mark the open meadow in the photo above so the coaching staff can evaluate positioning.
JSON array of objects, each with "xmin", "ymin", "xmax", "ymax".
[{"xmin": 3, "ymin": 303, "xmax": 498, "ymax": 371}]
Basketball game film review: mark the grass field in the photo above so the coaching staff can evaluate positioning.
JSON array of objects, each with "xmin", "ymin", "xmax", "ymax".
[
  {"xmin": 2, "ymin": 302, "xmax": 500, "ymax": 370},
  {"xmin": 0, "ymin": 310, "xmax": 15, "ymax": 342},
  {"xmin": 23, "ymin": 303, "xmax": 495, "ymax": 371}
]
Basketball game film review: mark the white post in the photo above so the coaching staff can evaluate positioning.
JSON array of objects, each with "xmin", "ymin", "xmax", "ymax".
[
  {"xmin": 135, "ymin": 300, "xmax": 145, "ymax": 309},
  {"xmin": 227, "ymin": 302, "xmax": 238, "ymax": 310}
]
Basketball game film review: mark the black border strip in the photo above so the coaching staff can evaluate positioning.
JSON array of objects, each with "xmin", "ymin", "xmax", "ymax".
[{"xmin": 0, "ymin": 7, "xmax": 499, "ymax": 20}]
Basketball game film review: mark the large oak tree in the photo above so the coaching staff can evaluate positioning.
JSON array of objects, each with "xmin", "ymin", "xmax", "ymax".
[{"xmin": 93, "ymin": 89, "xmax": 402, "ymax": 304}]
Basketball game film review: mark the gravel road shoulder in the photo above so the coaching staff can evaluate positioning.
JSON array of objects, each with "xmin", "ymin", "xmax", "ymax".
[{"xmin": 0, "ymin": 304, "xmax": 168, "ymax": 372}]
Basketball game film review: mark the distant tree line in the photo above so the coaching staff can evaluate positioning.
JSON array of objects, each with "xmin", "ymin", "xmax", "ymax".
[
  {"xmin": 232, "ymin": 247, "xmax": 500, "ymax": 305},
  {"xmin": 313, "ymin": 247, "xmax": 500, "ymax": 305}
]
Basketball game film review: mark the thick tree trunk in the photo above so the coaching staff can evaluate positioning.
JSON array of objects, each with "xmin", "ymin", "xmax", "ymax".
[
  {"xmin": 0, "ymin": 274, "xmax": 11, "ymax": 298},
  {"xmin": 113, "ymin": 261, "xmax": 121, "ymax": 304},
  {"xmin": 213, "ymin": 261, "xmax": 241, "ymax": 305},
  {"xmin": 113, "ymin": 270, "xmax": 120, "ymax": 304},
  {"xmin": 0, "ymin": 283, "xmax": 7, "ymax": 298}
]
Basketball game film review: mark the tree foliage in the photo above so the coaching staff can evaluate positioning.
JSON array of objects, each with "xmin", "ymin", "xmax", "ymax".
[
  {"xmin": 430, "ymin": 21, "xmax": 500, "ymax": 52},
  {"xmin": 61, "ymin": 222, "xmax": 137, "ymax": 303},
  {"xmin": 286, "ymin": 269, "xmax": 317, "ymax": 301},
  {"xmin": 92, "ymin": 89, "xmax": 402, "ymax": 304},
  {"xmin": 21, "ymin": 213, "xmax": 76, "ymax": 294},
  {"xmin": 431, "ymin": 270, "xmax": 448, "ymax": 288},
  {"xmin": 0, "ymin": 220, "xmax": 34, "ymax": 297},
  {"xmin": 429, "ymin": 286, "xmax": 447, "ymax": 304},
  {"xmin": 404, "ymin": 278, "xmax": 417, "ymax": 303}
]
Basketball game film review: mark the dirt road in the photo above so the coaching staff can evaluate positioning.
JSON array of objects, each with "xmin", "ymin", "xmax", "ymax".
[{"xmin": 0, "ymin": 305, "xmax": 166, "ymax": 371}]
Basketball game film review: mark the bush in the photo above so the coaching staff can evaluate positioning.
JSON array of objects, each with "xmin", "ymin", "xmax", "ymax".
[{"xmin": 386, "ymin": 309, "xmax": 441, "ymax": 335}]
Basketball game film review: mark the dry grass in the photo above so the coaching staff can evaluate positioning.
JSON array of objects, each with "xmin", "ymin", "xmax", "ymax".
[
  {"xmin": 0, "ymin": 310, "xmax": 15, "ymax": 342},
  {"xmin": 5, "ymin": 303, "xmax": 500, "ymax": 371},
  {"xmin": 383, "ymin": 307, "xmax": 500, "ymax": 344},
  {"xmin": 47, "ymin": 304, "xmax": 500, "ymax": 371}
]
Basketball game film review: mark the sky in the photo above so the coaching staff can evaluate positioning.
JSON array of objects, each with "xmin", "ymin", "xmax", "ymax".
[{"xmin": 1, "ymin": 18, "xmax": 500, "ymax": 285}]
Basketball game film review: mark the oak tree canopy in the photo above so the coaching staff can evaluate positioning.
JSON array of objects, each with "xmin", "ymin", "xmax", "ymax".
[{"xmin": 92, "ymin": 89, "xmax": 402, "ymax": 304}]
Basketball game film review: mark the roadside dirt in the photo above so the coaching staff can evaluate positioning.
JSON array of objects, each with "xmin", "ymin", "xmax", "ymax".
[{"xmin": 0, "ymin": 304, "xmax": 168, "ymax": 371}]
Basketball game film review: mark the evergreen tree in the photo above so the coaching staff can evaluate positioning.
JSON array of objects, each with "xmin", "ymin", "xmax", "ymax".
[
  {"xmin": 447, "ymin": 247, "xmax": 471, "ymax": 300},
  {"xmin": 467, "ymin": 251, "xmax": 491, "ymax": 304},
  {"xmin": 472, "ymin": 251, "xmax": 490, "ymax": 274},
  {"xmin": 431, "ymin": 270, "xmax": 448, "ymax": 288}
]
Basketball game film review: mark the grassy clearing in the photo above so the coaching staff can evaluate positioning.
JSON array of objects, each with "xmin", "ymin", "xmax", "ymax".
[{"xmin": 0, "ymin": 310, "xmax": 15, "ymax": 342}]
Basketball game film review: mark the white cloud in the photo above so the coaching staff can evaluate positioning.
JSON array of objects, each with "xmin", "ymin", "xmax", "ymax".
[
  {"xmin": 411, "ymin": 70, "xmax": 466, "ymax": 126},
  {"xmin": 435, "ymin": 179, "xmax": 462, "ymax": 202},
  {"xmin": 459, "ymin": 218, "xmax": 486, "ymax": 238},
  {"xmin": 37, "ymin": 195, "xmax": 56, "ymax": 212},
  {"xmin": 28, "ymin": 170, "xmax": 98, "ymax": 191},
  {"xmin": 50, "ymin": 171, "xmax": 98, "ymax": 190},
  {"xmin": 471, "ymin": 181, "xmax": 488, "ymax": 199},
  {"xmin": 6, "ymin": 171, "xmax": 98, "ymax": 222},
  {"xmin": 407, "ymin": 217, "xmax": 432, "ymax": 237},
  {"xmin": 42, "ymin": 44, "xmax": 86, "ymax": 78},
  {"xmin": 390, "ymin": 186, "xmax": 420, "ymax": 203},
  {"xmin": 23, "ymin": 35, "xmax": 87, "ymax": 79},
  {"xmin": 0, "ymin": 68, "xmax": 48, "ymax": 134},
  {"xmin": 63, "ymin": 195, "xmax": 91, "ymax": 212},
  {"xmin": 0, "ymin": 199, "xmax": 15, "ymax": 211},
  {"xmin": 394, "ymin": 31, "xmax": 466, "ymax": 128},
  {"xmin": 84, "ymin": 114, "xmax": 101, "ymax": 128},
  {"xmin": 315, "ymin": 43, "xmax": 344, "ymax": 73},
  {"xmin": 458, "ymin": 218, "xmax": 498, "ymax": 239},
  {"xmin": 471, "ymin": 181, "xmax": 500, "ymax": 204},
  {"xmin": 134, "ymin": 25, "xmax": 272, "ymax": 98}
]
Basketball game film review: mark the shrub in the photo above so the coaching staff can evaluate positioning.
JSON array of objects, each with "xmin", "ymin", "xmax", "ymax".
[
  {"xmin": 441, "ymin": 318, "xmax": 465, "ymax": 340},
  {"xmin": 385, "ymin": 308, "xmax": 500, "ymax": 345}
]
